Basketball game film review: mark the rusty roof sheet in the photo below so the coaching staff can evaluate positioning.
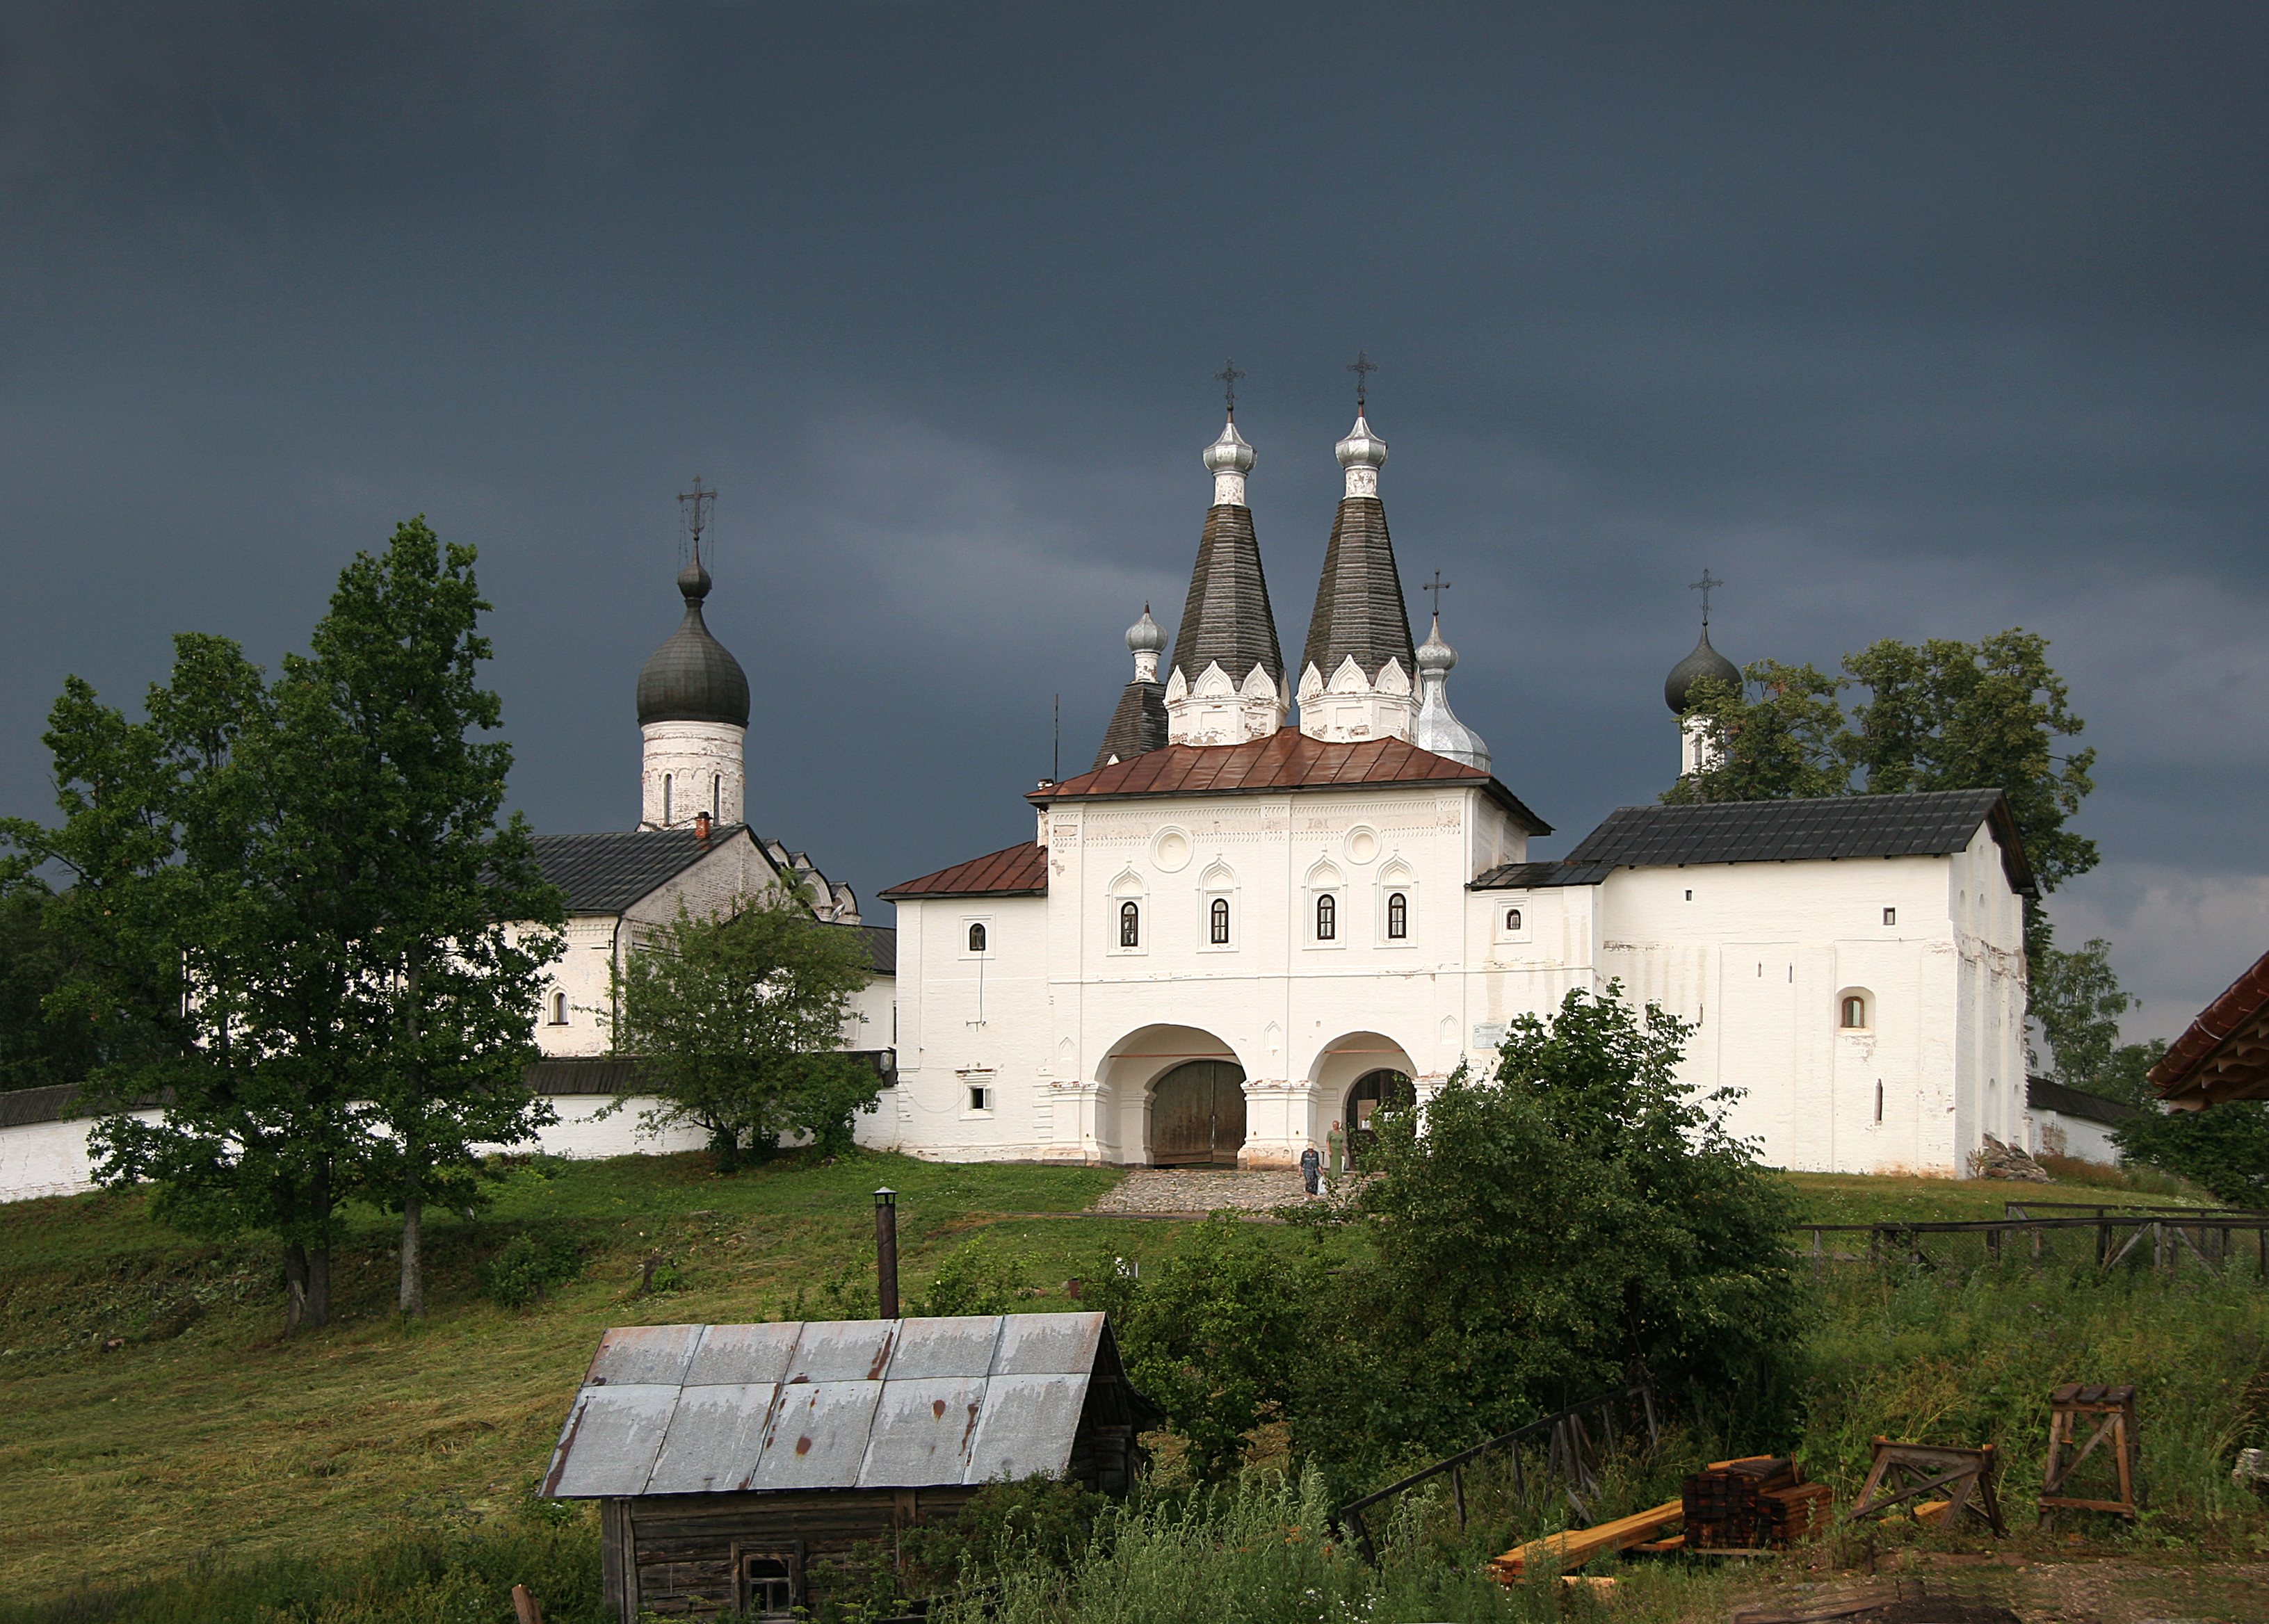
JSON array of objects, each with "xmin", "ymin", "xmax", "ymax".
[
  {"xmin": 2150, "ymin": 945, "xmax": 2269, "ymax": 1107},
  {"xmin": 879, "ymin": 841, "xmax": 1049, "ymax": 901},
  {"xmin": 1025, "ymin": 731, "xmax": 1551, "ymax": 834},
  {"xmin": 540, "ymin": 1313, "xmax": 1115, "ymax": 1499}
]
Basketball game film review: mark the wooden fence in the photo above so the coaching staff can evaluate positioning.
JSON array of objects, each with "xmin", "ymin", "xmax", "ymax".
[{"xmin": 1795, "ymin": 1210, "xmax": 2269, "ymax": 1281}]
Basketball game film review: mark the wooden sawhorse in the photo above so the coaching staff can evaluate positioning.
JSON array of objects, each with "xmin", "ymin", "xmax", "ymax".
[
  {"xmin": 1846, "ymin": 1438, "xmax": 2006, "ymax": 1536},
  {"xmin": 2039, "ymin": 1383, "xmax": 2139, "ymax": 1525}
]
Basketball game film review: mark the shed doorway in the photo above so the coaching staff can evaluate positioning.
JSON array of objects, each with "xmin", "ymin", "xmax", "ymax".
[
  {"xmin": 1149, "ymin": 1059, "xmax": 1247, "ymax": 1165},
  {"xmin": 1344, "ymin": 1068, "xmax": 1414, "ymax": 1164}
]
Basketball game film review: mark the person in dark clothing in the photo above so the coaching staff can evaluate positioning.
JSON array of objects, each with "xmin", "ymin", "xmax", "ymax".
[{"xmin": 1299, "ymin": 1144, "xmax": 1321, "ymax": 1196}]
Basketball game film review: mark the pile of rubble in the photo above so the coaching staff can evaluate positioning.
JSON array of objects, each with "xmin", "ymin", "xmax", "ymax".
[{"xmin": 1973, "ymin": 1133, "xmax": 2051, "ymax": 1182}]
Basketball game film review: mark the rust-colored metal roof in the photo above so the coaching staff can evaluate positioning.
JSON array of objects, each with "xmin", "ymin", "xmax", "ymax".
[
  {"xmin": 1026, "ymin": 730, "xmax": 1551, "ymax": 834},
  {"xmin": 2149, "ymin": 947, "xmax": 2269, "ymax": 1109},
  {"xmin": 878, "ymin": 841, "xmax": 1049, "ymax": 901}
]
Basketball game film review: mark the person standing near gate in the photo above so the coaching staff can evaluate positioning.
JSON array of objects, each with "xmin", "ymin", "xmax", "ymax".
[
  {"xmin": 1326, "ymin": 1119, "xmax": 1346, "ymax": 1194},
  {"xmin": 1299, "ymin": 1143, "xmax": 1321, "ymax": 1197}
]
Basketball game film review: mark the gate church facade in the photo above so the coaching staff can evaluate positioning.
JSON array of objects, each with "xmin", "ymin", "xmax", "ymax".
[{"xmin": 877, "ymin": 399, "xmax": 2035, "ymax": 1177}]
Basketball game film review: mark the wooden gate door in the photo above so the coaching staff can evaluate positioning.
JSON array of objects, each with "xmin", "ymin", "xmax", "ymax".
[{"xmin": 1149, "ymin": 1060, "xmax": 1248, "ymax": 1165}]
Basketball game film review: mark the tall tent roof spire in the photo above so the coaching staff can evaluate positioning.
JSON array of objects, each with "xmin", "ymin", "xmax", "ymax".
[
  {"xmin": 1300, "ymin": 385, "xmax": 1414, "ymax": 688},
  {"xmin": 1170, "ymin": 402, "xmax": 1282, "ymax": 697}
]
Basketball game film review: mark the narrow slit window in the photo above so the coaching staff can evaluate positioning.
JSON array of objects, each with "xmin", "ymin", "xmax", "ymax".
[
  {"xmin": 1119, "ymin": 900, "xmax": 1140, "ymax": 948},
  {"xmin": 967, "ymin": 922, "xmax": 987, "ymax": 953},
  {"xmin": 662, "ymin": 773, "xmax": 672, "ymax": 825},
  {"xmin": 550, "ymin": 991, "xmax": 567, "ymax": 1025},
  {"xmin": 1875, "ymin": 1079, "xmax": 1884, "ymax": 1123},
  {"xmin": 712, "ymin": 775, "xmax": 721, "ymax": 821},
  {"xmin": 1210, "ymin": 896, "xmax": 1230, "ymax": 944},
  {"xmin": 1882, "ymin": 907, "xmax": 1896, "ymax": 926},
  {"xmin": 1386, "ymin": 891, "xmax": 1407, "ymax": 939},
  {"xmin": 1316, "ymin": 893, "xmax": 1337, "ymax": 941}
]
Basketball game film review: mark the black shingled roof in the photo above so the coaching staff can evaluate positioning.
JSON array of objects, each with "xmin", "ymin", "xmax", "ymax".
[
  {"xmin": 1092, "ymin": 678, "xmax": 1168, "ymax": 770},
  {"xmin": 531, "ymin": 825, "xmax": 754, "ymax": 914},
  {"xmin": 1170, "ymin": 503, "xmax": 1284, "ymax": 690},
  {"xmin": 1473, "ymin": 790, "xmax": 2033, "ymax": 895},
  {"xmin": 1300, "ymin": 495, "xmax": 1415, "ymax": 684}
]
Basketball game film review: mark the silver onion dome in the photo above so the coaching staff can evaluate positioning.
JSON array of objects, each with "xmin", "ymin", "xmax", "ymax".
[
  {"xmin": 1416, "ymin": 615, "xmax": 1456, "ymax": 673},
  {"xmin": 1126, "ymin": 603, "xmax": 1166, "ymax": 654},
  {"xmin": 1334, "ymin": 412, "xmax": 1389, "ymax": 471},
  {"xmin": 1202, "ymin": 419, "xmax": 1257, "ymax": 474},
  {"xmin": 636, "ymin": 556, "xmax": 751, "ymax": 728},
  {"xmin": 1664, "ymin": 626, "xmax": 1741, "ymax": 714},
  {"xmin": 1412, "ymin": 615, "xmax": 1489, "ymax": 772}
]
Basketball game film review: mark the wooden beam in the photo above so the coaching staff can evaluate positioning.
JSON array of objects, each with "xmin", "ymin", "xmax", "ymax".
[{"xmin": 1489, "ymin": 1500, "xmax": 1684, "ymax": 1580}]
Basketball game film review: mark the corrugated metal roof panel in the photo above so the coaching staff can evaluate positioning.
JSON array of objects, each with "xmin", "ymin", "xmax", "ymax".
[
  {"xmin": 687, "ymin": 1322, "xmax": 800, "ymax": 1387},
  {"xmin": 586, "ymin": 1323, "xmax": 704, "ymax": 1388},
  {"xmin": 784, "ymin": 1320, "xmax": 897, "ymax": 1384},
  {"xmin": 883, "ymin": 1316, "xmax": 1004, "ymax": 1381},
  {"xmin": 543, "ymin": 1383, "xmax": 679, "ymax": 1498},
  {"xmin": 990, "ymin": 1312, "xmax": 1103, "ymax": 1377},
  {"xmin": 542, "ymin": 1313, "xmax": 1122, "ymax": 1499},
  {"xmin": 856, "ymin": 1376, "xmax": 987, "ymax": 1488},
  {"xmin": 751, "ymin": 1381, "xmax": 885, "ymax": 1490},
  {"xmin": 962, "ymin": 1372, "xmax": 1088, "ymax": 1484},
  {"xmin": 644, "ymin": 1381, "xmax": 778, "ymax": 1494}
]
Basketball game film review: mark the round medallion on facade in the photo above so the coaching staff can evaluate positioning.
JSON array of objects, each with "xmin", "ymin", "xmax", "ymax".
[
  {"xmin": 1345, "ymin": 826, "xmax": 1380, "ymax": 865},
  {"xmin": 1152, "ymin": 827, "xmax": 1193, "ymax": 872}
]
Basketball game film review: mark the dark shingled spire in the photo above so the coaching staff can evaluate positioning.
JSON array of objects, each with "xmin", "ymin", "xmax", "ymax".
[
  {"xmin": 1300, "ymin": 494, "xmax": 1416, "ymax": 685},
  {"xmin": 1092, "ymin": 680, "xmax": 1168, "ymax": 770},
  {"xmin": 1169, "ymin": 503, "xmax": 1284, "ymax": 692}
]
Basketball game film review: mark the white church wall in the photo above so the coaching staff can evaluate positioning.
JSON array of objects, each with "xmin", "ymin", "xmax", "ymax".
[
  {"xmin": 2022, "ymin": 1107, "xmax": 2121, "ymax": 1164},
  {"xmin": 639, "ymin": 720, "xmax": 747, "ymax": 829}
]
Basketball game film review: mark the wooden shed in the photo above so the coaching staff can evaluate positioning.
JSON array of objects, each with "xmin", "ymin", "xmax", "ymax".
[{"xmin": 539, "ymin": 1312, "xmax": 1158, "ymax": 1621}]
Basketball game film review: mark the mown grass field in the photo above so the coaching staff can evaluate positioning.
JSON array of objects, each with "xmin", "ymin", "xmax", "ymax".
[{"xmin": 1, "ymin": 1150, "xmax": 2263, "ymax": 1621}]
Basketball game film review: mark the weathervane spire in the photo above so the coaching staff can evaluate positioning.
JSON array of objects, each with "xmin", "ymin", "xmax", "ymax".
[
  {"xmin": 678, "ymin": 476, "xmax": 716, "ymax": 569},
  {"xmin": 1347, "ymin": 349, "xmax": 1378, "ymax": 410},
  {"xmin": 1689, "ymin": 567, "xmax": 1722, "ymax": 626},
  {"xmin": 1213, "ymin": 358, "xmax": 1245, "ymax": 419}
]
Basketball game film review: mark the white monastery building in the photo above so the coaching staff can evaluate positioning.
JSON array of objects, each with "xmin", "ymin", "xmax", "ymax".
[
  {"xmin": 875, "ymin": 398, "xmax": 2039, "ymax": 1178},
  {"xmin": 0, "ymin": 403, "xmax": 2132, "ymax": 1201}
]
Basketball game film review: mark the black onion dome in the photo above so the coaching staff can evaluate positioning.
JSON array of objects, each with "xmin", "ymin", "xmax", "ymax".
[
  {"xmin": 636, "ymin": 560, "xmax": 750, "ymax": 727},
  {"xmin": 1664, "ymin": 626, "xmax": 1741, "ymax": 713}
]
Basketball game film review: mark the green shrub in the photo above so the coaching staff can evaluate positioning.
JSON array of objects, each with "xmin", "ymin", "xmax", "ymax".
[
  {"xmin": 478, "ymin": 1230, "xmax": 585, "ymax": 1309},
  {"xmin": 914, "ymin": 1234, "xmax": 1031, "ymax": 1317}
]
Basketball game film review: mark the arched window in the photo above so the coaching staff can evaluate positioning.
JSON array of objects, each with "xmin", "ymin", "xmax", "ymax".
[
  {"xmin": 1316, "ymin": 893, "xmax": 1337, "ymax": 941},
  {"xmin": 550, "ymin": 991, "xmax": 568, "ymax": 1025},
  {"xmin": 1841, "ymin": 995, "xmax": 1868, "ymax": 1029},
  {"xmin": 967, "ymin": 922, "xmax": 987, "ymax": 953},
  {"xmin": 1505, "ymin": 907, "xmax": 1524, "ymax": 932},
  {"xmin": 1385, "ymin": 891, "xmax": 1408, "ymax": 939},
  {"xmin": 1210, "ymin": 896, "xmax": 1230, "ymax": 944},
  {"xmin": 662, "ymin": 773, "xmax": 672, "ymax": 825},
  {"xmin": 1120, "ymin": 900, "xmax": 1140, "ymax": 947}
]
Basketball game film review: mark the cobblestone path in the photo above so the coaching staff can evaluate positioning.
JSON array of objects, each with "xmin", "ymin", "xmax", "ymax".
[{"xmin": 1085, "ymin": 1167, "xmax": 1327, "ymax": 1215}]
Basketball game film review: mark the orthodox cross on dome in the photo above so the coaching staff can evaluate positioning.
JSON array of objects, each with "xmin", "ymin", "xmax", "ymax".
[
  {"xmin": 1213, "ymin": 358, "xmax": 1245, "ymax": 417},
  {"xmin": 1347, "ymin": 349, "xmax": 1378, "ymax": 409},
  {"xmin": 1423, "ymin": 569, "xmax": 1451, "ymax": 617},
  {"xmin": 1690, "ymin": 567, "xmax": 1723, "ymax": 626},
  {"xmin": 679, "ymin": 476, "xmax": 716, "ymax": 563}
]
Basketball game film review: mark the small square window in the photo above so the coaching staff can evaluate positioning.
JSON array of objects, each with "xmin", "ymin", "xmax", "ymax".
[
  {"xmin": 1882, "ymin": 907, "xmax": 1896, "ymax": 926},
  {"xmin": 969, "ymin": 1086, "xmax": 989, "ymax": 1112}
]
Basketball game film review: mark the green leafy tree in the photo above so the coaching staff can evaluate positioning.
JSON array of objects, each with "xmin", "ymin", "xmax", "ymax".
[
  {"xmin": 2028, "ymin": 938, "xmax": 2135, "ymax": 1086},
  {"xmin": 611, "ymin": 889, "xmax": 880, "ymax": 1169},
  {"xmin": 299, "ymin": 520, "xmax": 564, "ymax": 1318},
  {"xmin": 2115, "ymin": 1103, "xmax": 2269, "ymax": 1208},
  {"xmin": 1078, "ymin": 1217, "xmax": 1324, "ymax": 1479},
  {"xmin": 3, "ymin": 635, "xmax": 369, "ymax": 1330},
  {"xmin": 1294, "ymin": 984, "xmax": 1802, "ymax": 1470},
  {"xmin": 0, "ymin": 886, "xmax": 103, "ymax": 1091},
  {"xmin": 2094, "ymin": 1037, "xmax": 2168, "ymax": 1110},
  {"xmin": 1662, "ymin": 661, "xmax": 1851, "ymax": 804}
]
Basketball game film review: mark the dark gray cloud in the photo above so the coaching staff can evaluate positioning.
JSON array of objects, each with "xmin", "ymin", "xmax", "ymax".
[{"xmin": 4, "ymin": 1, "xmax": 2264, "ymax": 1038}]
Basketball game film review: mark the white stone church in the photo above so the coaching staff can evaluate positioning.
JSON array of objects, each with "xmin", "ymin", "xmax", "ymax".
[{"xmin": 873, "ymin": 403, "xmax": 2038, "ymax": 1177}]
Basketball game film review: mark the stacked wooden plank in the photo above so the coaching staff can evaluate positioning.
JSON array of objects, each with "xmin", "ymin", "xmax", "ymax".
[
  {"xmin": 1487, "ymin": 1500, "xmax": 1685, "ymax": 1580},
  {"xmin": 1682, "ymin": 1457, "xmax": 1830, "ymax": 1550}
]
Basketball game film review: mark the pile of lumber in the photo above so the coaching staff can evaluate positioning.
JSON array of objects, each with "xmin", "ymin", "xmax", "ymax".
[
  {"xmin": 1683, "ymin": 1456, "xmax": 1832, "ymax": 1550},
  {"xmin": 1487, "ymin": 1500, "xmax": 1684, "ymax": 1581}
]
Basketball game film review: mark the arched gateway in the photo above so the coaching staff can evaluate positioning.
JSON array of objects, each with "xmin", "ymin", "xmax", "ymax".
[{"xmin": 1149, "ymin": 1059, "xmax": 1247, "ymax": 1165}]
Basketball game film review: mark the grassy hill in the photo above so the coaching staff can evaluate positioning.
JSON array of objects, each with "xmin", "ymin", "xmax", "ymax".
[{"xmin": 1, "ymin": 1149, "xmax": 2261, "ymax": 1618}]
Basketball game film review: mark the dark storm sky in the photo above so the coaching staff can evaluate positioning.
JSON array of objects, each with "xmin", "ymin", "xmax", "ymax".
[{"xmin": 4, "ymin": 2, "xmax": 2264, "ymax": 1039}]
